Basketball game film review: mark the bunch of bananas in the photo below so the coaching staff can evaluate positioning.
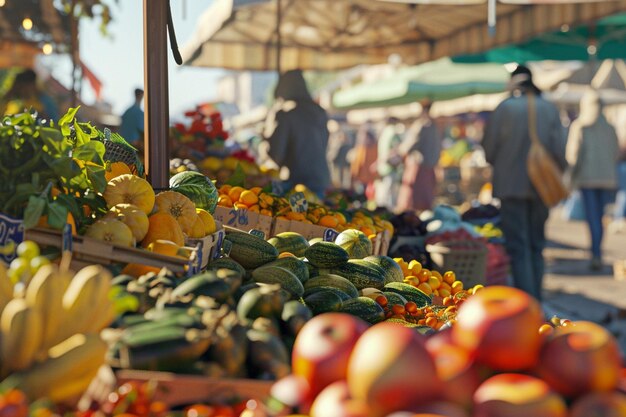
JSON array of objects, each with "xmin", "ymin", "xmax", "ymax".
[{"xmin": 0, "ymin": 260, "xmax": 114, "ymax": 403}]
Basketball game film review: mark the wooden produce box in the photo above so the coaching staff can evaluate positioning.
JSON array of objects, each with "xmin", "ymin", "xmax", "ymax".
[
  {"xmin": 213, "ymin": 206, "xmax": 273, "ymax": 238},
  {"xmin": 272, "ymin": 218, "xmax": 331, "ymax": 240},
  {"xmin": 185, "ymin": 222, "xmax": 225, "ymax": 268},
  {"xmin": 115, "ymin": 370, "xmax": 273, "ymax": 407},
  {"xmin": 25, "ymin": 227, "xmax": 194, "ymax": 275}
]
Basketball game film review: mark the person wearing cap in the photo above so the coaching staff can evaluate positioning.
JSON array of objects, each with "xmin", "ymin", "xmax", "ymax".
[
  {"xmin": 119, "ymin": 88, "xmax": 145, "ymax": 149},
  {"xmin": 482, "ymin": 64, "xmax": 567, "ymax": 301}
]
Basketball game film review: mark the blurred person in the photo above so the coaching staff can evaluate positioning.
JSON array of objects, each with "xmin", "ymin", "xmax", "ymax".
[
  {"xmin": 350, "ymin": 124, "xmax": 378, "ymax": 197},
  {"xmin": 375, "ymin": 117, "xmax": 403, "ymax": 209},
  {"xmin": 482, "ymin": 65, "xmax": 567, "ymax": 301},
  {"xmin": 397, "ymin": 102, "xmax": 442, "ymax": 212},
  {"xmin": 3, "ymin": 69, "xmax": 59, "ymax": 121},
  {"xmin": 119, "ymin": 88, "xmax": 145, "ymax": 149},
  {"xmin": 327, "ymin": 125, "xmax": 354, "ymax": 189},
  {"xmin": 566, "ymin": 89, "xmax": 619, "ymax": 270},
  {"xmin": 264, "ymin": 69, "xmax": 330, "ymax": 198}
]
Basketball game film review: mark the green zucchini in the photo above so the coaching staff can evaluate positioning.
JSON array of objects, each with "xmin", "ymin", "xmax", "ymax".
[
  {"xmin": 304, "ymin": 274, "xmax": 359, "ymax": 298},
  {"xmin": 305, "ymin": 242, "xmax": 349, "ymax": 268},
  {"xmin": 225, "ymin": 231, "xmax": 278, "ymax": 269},
  {"xmin": 251, "ymin": 266, "xmax": 305, "ymax": 298},
  {"xmin": 339, "ymin": 297, "xmax": 385, "ymax": 324},
  {"xmin": 304, "ymin": 290, "xmax": 343, "ymax": 315},
  {"xmin": 331, "ymin": 259, "xmax": 385, "ymax": 290},
  {"xmin": 364, "ymin": 255, "xmax": 404, "ymax": 284},
  {"xmin": 267, "ymin": 232, "xmax": 310, "ymax": 257},
  {"xmin": 384, "ymin": 282, "xmax": 432, "ymax": 307}
]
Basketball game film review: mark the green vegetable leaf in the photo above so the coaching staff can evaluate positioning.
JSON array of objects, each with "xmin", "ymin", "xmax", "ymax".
[
  {"xmin": 47, "ymin": 201, "xmax": 68, "ymax": 229},
  {"xmin": 47, "ymin": 155, "xmax": 81, "ymax": 179},
  {"xmin": 73, "ymin": 120, "xmax": 90, "ymax": 147},
  {"xmin": 23, "ymin": 196, "xmax": 46, "ymax": 229},
  {"xmin": 73, "ymin": 141, "xmax": 105, "ymax": 165},
  {"xmin": 225, "ymin": 163, "xmax": 246, "ymax": 187},
  {"xmin": 58, "ymin": 107, "xmax": 80, "ymax": 129},
  {"xmin": 85, "ymin": 164, "xmax": 107, "ymax": 193}
]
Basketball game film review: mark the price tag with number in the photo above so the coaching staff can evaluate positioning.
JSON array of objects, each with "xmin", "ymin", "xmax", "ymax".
[
  {"xmin": 289, "ymin": 192, "xmax": 308, "ymax": 213},
  {"xmin": 227, "ymin": 208, "xmax": 250, "ymax": 228},
  {"xmin": 323, "ymin": 228, "xmax": 339, "ymax": 242},
  {"xmin": 249, "ymin": 229, "xmax": 266, "ymax": 240},
  {"xmin": 213, "ymin": 230, "xmax": 224, "ymax": 260},
  {"xmin": 0, "ymin": 214, "xmax": 24, "ymax": 265}
]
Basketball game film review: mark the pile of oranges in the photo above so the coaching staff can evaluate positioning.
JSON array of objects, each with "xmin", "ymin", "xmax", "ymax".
[
  {"xmin": 393, "ymin": 259, "xmax": 483, "ymax": 299},
  {"xmin": 216, "ymin": 184, "xmax": 394, "ymax": 236}
]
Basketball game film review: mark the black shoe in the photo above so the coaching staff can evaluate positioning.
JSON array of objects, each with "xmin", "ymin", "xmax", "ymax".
[{"xmin": 590, "ymin": 257, "xmax": 603, "ymax": 271}]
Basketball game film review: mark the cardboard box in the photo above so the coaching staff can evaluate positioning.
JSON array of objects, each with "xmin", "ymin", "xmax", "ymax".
[
  {"xmin": 116, "ymin": 370, "xmax": 273, "ymax": 406},
  {"xmin": 185, "ymin": 222, "xmax": 225, "ymax": 268},
  {"xmin": 213, "ymin": 206, "xmax": 273, "ymax": 238},
  {"xmin": 25, "ymin": 227, "xmax": 193, "ymax": 275},
  {"xmin": 272, "ymin": 218, "xmax": 331, "ymax": 240}
]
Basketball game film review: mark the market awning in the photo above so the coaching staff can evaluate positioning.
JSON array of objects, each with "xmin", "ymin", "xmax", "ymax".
[
  {"xmin": 332, "ymin": 58, "xmax": 509, "ymax": 110},
  {"xmin": 181, "ymin": 0, "xmax": 626, "ymax": 71},
  {"xmin": 454, "ymin": 12, "xmax": 626, "ymax": 63}
]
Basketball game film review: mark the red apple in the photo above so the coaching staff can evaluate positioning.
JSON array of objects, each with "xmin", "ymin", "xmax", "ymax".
[
  {"xmin": 452, "ymin": 286, "xmax": 544, "ymax": 371},
  {"xmin": 292, "ymin": 313, "xmax": 368, "ymax": 399},
  {"xmin": 536, "ymin": 321, "xmax": 622, "ymax": 398},
  {"xmin": 425, "ymin": 342, "xmax": 481, "ymax": 409},
  {"xmin": 569, "ymin": 391, "xmax": 626, "ymax": 417},
  {"xmin": 347, "ymin": 322, "xmax": 442, "ymax": 416},
  {"xmin": 473, "ymin": 373, "xmax": 567, "ymax": 417},
  {"xmin": 406, "ymin": 401, "xmax": 470, "ymax": 417},
  {"xmin": 270, "ymin": 374, "xmax": 313, "ymax": 413},
  {"xmin": 310, "ymin": 381, "xmax": 371, "ymax": 417}
]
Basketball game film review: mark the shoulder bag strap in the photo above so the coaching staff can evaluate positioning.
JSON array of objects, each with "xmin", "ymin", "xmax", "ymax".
[{"xmin": 527, "ymin": 93, "xmax": 540, "ymax": 145}]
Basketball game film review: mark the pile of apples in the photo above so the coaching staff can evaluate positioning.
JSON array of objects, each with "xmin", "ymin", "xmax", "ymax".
[{"xmin": 269, "ymin": 286, "xmax": 626, "ymax": 417}]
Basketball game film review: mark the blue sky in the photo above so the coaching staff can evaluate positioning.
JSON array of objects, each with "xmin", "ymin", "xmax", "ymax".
[{"xmin": 41, "ymin": 0, "xmax": 223, "ymax": 118}]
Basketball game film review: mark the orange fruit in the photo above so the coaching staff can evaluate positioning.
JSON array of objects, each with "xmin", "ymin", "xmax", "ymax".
[
  {"xmin": 360, "ymin": 226, "xmax": 375, "ymax": 237},
  {"xmin": 249, "ymin": 187, "xmax": 263, "ymax": 195},
  {"xmin": 219, "ymin": 184, "xmax": 232, "ymax": 195},
  {"xmin": 439, "ymin": 288, "xmax": 451, "ymax": 298},
  {"xmin": 417, "ymin": 282, "xmax": 433, "ymax": 296},
  {"xmin": 234, "ymin": 202, "xmax": 248, "ymax": 210},
  {"xmin": 443, "ymin": 271, "xmax": 456, "ymax": 285},
  {"xmin": 147, "ymin": 239, "xmax": 181, "ymax": 257},
  {"xmin": 317, "ymin": 214, "xmax": 339, "ymax": 228},
  {"xmin": 538, "ymin": 324, "xmax": 554, "ymax": 336},
  {"xmin": 278, "ymin": 252, "xmax": 296, "ymax": 258},
  {"xmin": 248, "ymin": 204, "xmax": 260, "ymax": 213},
  {"xmin": 451, "ymin": 280, "xmax": 464, "ymax": 294},
  {"xmin": 228, "ymin": 186, "xmax": 245, "ymax": 202},
  {"xmin": 260, "ymin": 209, "xmax": 273, "ymax": 216},
  {"xmin": 334, "ymin": 212, "xmax": 347, "ymax": 225},
  {"xmin": 417, "ymin": 269, "xmax": 432, "ymax": 283},
  {"xmin": 409, "ymin": 260, "xmax": 422, "ymax": 275},
  {"xmin": 239, "ymin": 190, "xmax": 259, "ymax": 206},
  {"xmin": 286, "ymin": 211, "xmax": 306, "ymax": 221},
  {"xmin": 218, "ymin": 195, "xmax": 233, "ymax": 207},
  {"xmin": 428, "ymin": 275, "xmax": 441, "ymax": 290}
]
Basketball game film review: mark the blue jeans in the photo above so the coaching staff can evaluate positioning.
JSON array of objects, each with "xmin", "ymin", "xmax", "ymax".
[
  {"xmin": 580, "ymin": 188, "xmax": 612, "ymax": 258},
  {"xmin": 500, "ymin": 198, "xmax": 549, "ymax": 302}
]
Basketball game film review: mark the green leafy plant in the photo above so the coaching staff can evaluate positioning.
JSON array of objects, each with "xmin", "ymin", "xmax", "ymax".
[{"xmin": 0, "ymin": 108, "xmax": 108, "ymax": 232}]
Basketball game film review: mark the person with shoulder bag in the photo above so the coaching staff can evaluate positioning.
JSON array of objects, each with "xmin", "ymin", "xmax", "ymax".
[
  {"xmin": 482, "ymin": 65, "xmax": 567, "ymax": 301},
  {"xmin": 566, "ymin": 89, "xmax": 619, "ymax": 270}
]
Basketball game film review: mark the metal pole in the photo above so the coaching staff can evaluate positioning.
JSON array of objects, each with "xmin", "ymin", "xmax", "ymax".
[
  {"xmin": 276, "ymin": 0, "xmax": 282, "ymax": 73},
  {"xmin": 143, "ymin": 0, "xmax": 170, "ymax": 189}
]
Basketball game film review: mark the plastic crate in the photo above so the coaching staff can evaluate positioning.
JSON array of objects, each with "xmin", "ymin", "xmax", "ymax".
[{"xmin": 426, "ymin": 240, "xmax": 487, "ymax": 288}]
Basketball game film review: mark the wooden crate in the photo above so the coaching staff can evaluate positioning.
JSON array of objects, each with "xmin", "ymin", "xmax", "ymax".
[
  {"xmin": 115, "ymin": 370, "xmax": 273, "ymax": 407},
  {"xmin": 213, "ymin": 206, "xmax": 273, "ymax": 238},
  {"xmin": 25, "ymin": 227, "xmax": 193, "ymax": 274},
  {"xmin": 185, "ymin": 222, "xmax": 225, "ymax": 268}
]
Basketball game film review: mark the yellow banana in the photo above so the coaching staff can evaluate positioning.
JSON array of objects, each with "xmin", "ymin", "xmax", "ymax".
[
  {"xmin": 0, "ymin": 299, "xmax": 42, "ymax": 374},
  {"xmin": 25, "ymin": 265, "xmax": 64, "ymax": 355},
  {"xmin": 87, "ymin": 299, "xmax": 115, "ymax": 334},
  {"xmin": 8, "ymin": 333, "xmax": 107, "ymax": 401},
  {"xmin": 62, "ymin": 265, "xmax": 112, "ymax": 338},
  {"xmin": 44, "ymin": 361, "xmax": 102, "ymax": 403},
  {"xmin": 0, "ymin": 263, "xmax": 14, "ymax": 312}
]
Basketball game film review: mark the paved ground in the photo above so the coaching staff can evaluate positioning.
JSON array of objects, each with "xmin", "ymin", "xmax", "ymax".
[{"xmin": 541, "ymin": 209, "xmax": 626, "ymax": 353}]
